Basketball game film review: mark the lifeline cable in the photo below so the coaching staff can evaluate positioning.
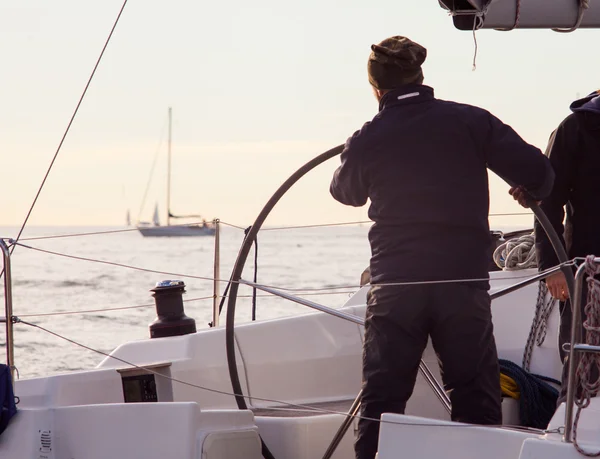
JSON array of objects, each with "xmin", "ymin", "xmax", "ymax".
[
  {"xmin": 14, "ymin": 291, "xmax": 357, "ymax": 320},
  {"xmin": 9, "ymin": 239, "xmax": 575, "ymax": 292},
  {"xmin": 17, "ymin": 296, "xmax": 213, "ymax": 318},
  {"xmin": 4, "ymin": 213, "xmax": 531, "ymax": 242},
  {"xmin": 15, "ymin": 220, "xmax": 210, "ymax": 241}
]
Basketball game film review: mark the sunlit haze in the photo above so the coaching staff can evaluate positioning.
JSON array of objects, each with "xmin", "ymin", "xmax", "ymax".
[{"xmin": 1, "ymin": 1, "xmax": 598, "ymax": 228}]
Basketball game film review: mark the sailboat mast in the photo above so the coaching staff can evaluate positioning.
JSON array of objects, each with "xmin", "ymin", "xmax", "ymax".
[{"xmin": 167, "ymin": 107, "xmax": 172, "ymax": 227}]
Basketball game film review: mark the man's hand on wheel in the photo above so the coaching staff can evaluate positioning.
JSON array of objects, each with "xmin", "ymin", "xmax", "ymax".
[{"xmin": 508, "ymin": 186, "xmax": 540, "ymax": 209}]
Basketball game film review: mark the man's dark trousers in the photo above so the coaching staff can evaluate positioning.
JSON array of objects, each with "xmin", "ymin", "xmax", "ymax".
[{"xmin": 355, "ymin": 283, "xmax": 503, "ymax": 459}]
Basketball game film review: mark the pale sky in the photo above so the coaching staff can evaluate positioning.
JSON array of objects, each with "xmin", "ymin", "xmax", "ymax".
[{"xmin": 1, "ymin": 1, "xmax": 598, "ymax": 228}]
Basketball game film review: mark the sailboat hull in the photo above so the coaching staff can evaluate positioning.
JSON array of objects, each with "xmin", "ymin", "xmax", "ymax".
[{"xmin": 137, "ymin": 224, "xmax": 215, "ymax": 237}]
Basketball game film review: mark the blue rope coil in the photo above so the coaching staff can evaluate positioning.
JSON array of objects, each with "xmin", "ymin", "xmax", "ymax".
[{"xmin": 499, "ymin": 359, "xmax": 560, "ymax": 429}]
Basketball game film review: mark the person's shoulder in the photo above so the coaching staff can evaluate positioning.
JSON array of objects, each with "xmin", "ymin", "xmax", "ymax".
[
  {"xmin": 432, "ymin": 98, "xmax": 492, "ymax": 120},
  {"xmin": 555, "ymin": 112, "xmax": 581, "ymax": 132},
  {"xmin": 343, "ymin": 120, "xmax": 375, "ymax": 156},
  {"xmin": 346, "ymin": 113, "xmax": 389, "ymax": 146},
  {"xmin": 346, "ymin": 120, "xmax": 372, "ymax": 144}
]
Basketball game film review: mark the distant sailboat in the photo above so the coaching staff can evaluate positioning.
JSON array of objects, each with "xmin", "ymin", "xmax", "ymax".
[
  {"xmin": 136, "ymin": 108, "xmax": 215, "ymax": 237},
  {"xmin": 126, "ymin": 209, "xmax": 131, "ymax": 226}
]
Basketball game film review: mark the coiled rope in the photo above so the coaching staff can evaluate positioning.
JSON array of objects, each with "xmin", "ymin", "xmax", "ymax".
[
  {"xmin": 573, "ymin": 256, "xmax": 600, "ymax": 456},
  {"xmin": 493, "ymin": 233, "xmax": 557, "ymax": 370},
  {"xmin": 493, "ymin": 232, "xmax": 537, "ymax": 271},
  {"xmin": 499, "ymin": 359, "xmax": 560, "ymax": 429}
]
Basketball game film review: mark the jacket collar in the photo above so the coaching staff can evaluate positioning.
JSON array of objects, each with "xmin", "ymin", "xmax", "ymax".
[{"xmin": 378, "ymin": 84, "xmax": 435, "ymax": 112}]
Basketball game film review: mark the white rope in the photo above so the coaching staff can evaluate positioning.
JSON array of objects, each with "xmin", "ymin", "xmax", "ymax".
[{"xmin": 493, "ymin": 233, "xmax": 537, "ymax": 271}]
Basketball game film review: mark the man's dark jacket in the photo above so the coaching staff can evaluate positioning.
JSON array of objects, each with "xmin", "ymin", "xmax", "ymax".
[
  {"xmin": 330, "ymin": 84, "xmax": 555, "ymax": 285},
  {"xmin": 535, "ymin": 91, "xmax": 600, "ymax": 271}
]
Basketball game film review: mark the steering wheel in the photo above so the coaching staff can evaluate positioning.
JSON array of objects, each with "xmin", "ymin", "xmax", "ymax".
[{"xmin": 223, "ymin": 144, "xmax": 574, "ymax": 459}]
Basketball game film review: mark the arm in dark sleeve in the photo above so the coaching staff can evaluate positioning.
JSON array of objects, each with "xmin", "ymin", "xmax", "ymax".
[
  {"xmin": 483, "ymin": 112, "xmax": 555, "ymax": 200},
  {"xmin": 329, "ymin": 127, "xmax": 370, "ymax": 207},
  {"xmin": 534, "ymin": 123, "xmax": 574, "ymax": 270}
]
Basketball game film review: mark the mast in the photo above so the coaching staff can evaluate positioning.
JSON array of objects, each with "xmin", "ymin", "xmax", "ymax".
[{"xmin": 167, "ymin": 107, "xmax": 172, "ymax": 227}]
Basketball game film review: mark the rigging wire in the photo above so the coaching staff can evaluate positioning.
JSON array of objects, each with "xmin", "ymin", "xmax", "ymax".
[
  {"xmin": 14, "ymin": 220, "xmax": 212, "ymax": 241},
  {"xmin": 14, "ymin": 291, "xmax": 358, "ymax": 319},
  {"xmin": 7, "ymin": 239, "xmax": 573, "ymax": 293},
  {"xmin": 1, "ymin": 0, "xmax": 130, "ymax": 279},
  {"xmin": 10, "ymin": 240, "xmax": 220, "ymax": 283},
  {"xmin": 1, "ymin": 213, "xmax": 533, "ymax": 242},
  {"xmin": 17, "ymin": 296, "xmax": 213, "ymax": 318}
]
